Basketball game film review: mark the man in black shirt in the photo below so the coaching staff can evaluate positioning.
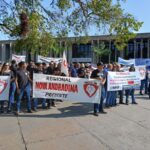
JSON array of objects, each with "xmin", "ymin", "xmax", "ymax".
[
  {"xmin": 91, "ymin": 62, "xmax": 107, "ymax": 116},
  {"xmin": 46, "ymin": 62, "xmax": 54, "ymax": 75},
  {"xmin": 33, "ymin": 63, "xmax": 46, "ymax": 111},
  {"xmin": 15, "ymin": 62, "xmax": 32, "ymax": 115},
  {"xmin": 78, "ymin": 66, "xmax": 86, "ymax": 78}
]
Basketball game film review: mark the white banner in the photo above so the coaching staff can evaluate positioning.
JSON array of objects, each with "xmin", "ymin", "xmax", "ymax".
[
  {"xmin": 33, "ymin": 74, "xmax": 101, "ymax": 103},
  {"xmin": 118, "ymin": 57, "xmax": 135, "ymax": 66},
  {"xmin": 107, "ymin": 71, "xmax": 141, "ymax": 91},
  {"xmin": 135, "ymin": 65, "xmax": 146, "ymax": 80},
  {"xmin": 37, "ymin": 55, "xmax": 62, "ymax": 64},
  {"xmin": 0, "ymin": 76, "xmax": 10, "ymax": 101},
  {"xmin": 72, "ymin": 58, "xmax": 92, "ymax": 63},
  {"xmin": 12, "ymin": 54, "xmax": 26, "ymax": 63}
]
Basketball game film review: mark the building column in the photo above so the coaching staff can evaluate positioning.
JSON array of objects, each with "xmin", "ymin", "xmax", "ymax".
[
  {"xmin": 108, "ymin": 40, "xmax": 111, "ymax": 63},
  {"xmin": 1, "ymin": 43, "xmax": 6, "ymax": 62},
  {"xmin": 148, "ymin": 39, "xmax": 150, "ymax": 58},
  {"xmin": 10, "ymin": 42, "xmax": 13, "ymax": 61},
  {"xmin": 91, "ymin": 40, "xmax": 95, "ymax": 63},
  {"xmin": 134, "ymin": 40, "xmax": 136, "ymax": 58},
  {"xmin": 140, "ymin": 39, "xmax": 143, "ymax": 58},
  {"xmin": 0, "ymin": 44, "xmax": 2, "ymax": 62}
]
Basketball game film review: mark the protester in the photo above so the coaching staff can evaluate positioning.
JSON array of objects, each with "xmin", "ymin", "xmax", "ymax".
[
  {"xmin": 140, "ymin": 71, "xmax": 148, "ymax": 95},
  {"xmin": 33, "ymin": 63, "xmax": 46, "ymax": 111},
  {"xmin": 117, "ymin": 63, "xmax": 124, "ymax": 105},
  {"xmin": 47, "ymin": 62, "xmax": 54, "ymax": 74},
  {"xmin": 0, "ymin": 63, "xmax": 13, "ymax": 113},
  {"xmin": 91, "ymin": 62, "xmax": 107, "ymax": 116},
  {"xmin": 78, "ymin": 63, "xmax": 86, "ymax": 78},
  {"xmin": 0, "ymin": 56, "xmax": 145, "ymax": 116},
  {"xmin": 125, "ymin": 66, "xmax": 138, "ymax": 105},
  {"xmin": 15, "ymin": 62, "xmax": 32, "ymax": 115},
  {"xmin": 69, "ymin": 63, "xmax": 78, "ymax": 77},
  {"xmin": 105, "ymin": 63, "xmax": 113, "ymax": 107}
]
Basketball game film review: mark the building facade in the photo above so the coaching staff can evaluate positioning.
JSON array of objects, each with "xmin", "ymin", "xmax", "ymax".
[{"xmin": 0, "ymin": 33, "xmax": 150, "ymax": 63}]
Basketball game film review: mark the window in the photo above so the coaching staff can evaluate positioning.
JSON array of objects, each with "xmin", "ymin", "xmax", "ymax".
[
  {"xmin": 72, "ymin": 43, "xmax": 92, "ymax": 58},
  {"xmin": 5, "ymin": 44, "xmax": 10, "ymax": 61}
]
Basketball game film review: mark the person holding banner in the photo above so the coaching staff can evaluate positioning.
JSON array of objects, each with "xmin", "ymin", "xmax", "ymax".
[
  {"xmin": 105, "ymin": 64, "xmax": 113, "ymax": 107},
  {"xmin": 140, "ymin": 71, "xmax": 148, "ymax": 95},
  {"xmin": 91, "ymin": 62, "xmax": 107, "ymax": 116},
  {"xmin": 0, "ymin": 63, "xmax": 13, "ymax": 113},
  {"xmin": 15, "ymin": 62, "xmax": 32, "ymax": 115},
  {"xmin": 125, "ymin": 66, "xmax": 138, "ymax": 105},
  {"xmin": 117, "ymin": 64, "xmax": 124, "ymax": 105},
  {"xmin": 33, "ymin": 63, "xmax": 47, "ymax": 111},
  {"xmin": 110, "ymin": 63, "xmax": 118, "ymax": 107}
]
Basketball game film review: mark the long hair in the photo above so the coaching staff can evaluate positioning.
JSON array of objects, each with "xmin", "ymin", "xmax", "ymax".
[{"xmin": 0, "ymin": 63, "xmax": 9, "ymax": 75}]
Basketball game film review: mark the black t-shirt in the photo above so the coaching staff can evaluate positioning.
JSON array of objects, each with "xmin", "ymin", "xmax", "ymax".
[
  {"xmin": 0, "ymin": 71, "xmax": 15, "ymax": 79},
  {"xmin": 78, "ymin": 67, "xmax": 85, "ymax": 78},
  {"xmin": 34, "ymin": 68, "xmax": 44, "ymax": 74},
  {"xmin": 16, "ymin": 69, "xmax": 30, "ymax": 88},
  {"xmin": 91, "ymin": 69, "xmax": 106, "ymax": 80},
  {"xmin": 27, "ymin": 66, "xmax": 35, "ymax": 80},
  {"xmin": 47, "ymin": 67, "xmax": 54, "ymax": 75},
  {"xmin": 10, "ymin": 65, "xmax": 17, "ymax": 76}
]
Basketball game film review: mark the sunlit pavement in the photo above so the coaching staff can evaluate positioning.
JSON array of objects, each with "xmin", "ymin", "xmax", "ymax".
[{"xmin": 0, "ymin": 95, "xmax": 150, "ymax": 150}]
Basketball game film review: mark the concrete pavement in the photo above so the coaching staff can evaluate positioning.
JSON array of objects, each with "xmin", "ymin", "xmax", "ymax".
[{"xmin": 0, "ymin": 95, "xmax": 150, "ymax": 150}]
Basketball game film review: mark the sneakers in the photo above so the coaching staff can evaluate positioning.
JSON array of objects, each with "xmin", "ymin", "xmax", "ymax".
[
  {"xmin": 140, "ymin": 92, "xmax": 143, "ymax": 95},
  {"xmin": 27, "ymin": 110, "xmax": 33, "ymax": 113},
  {"xmin": 132, "ymin": 102, "xmax": 138, "ymax": 105},
  {"xmin": 99, "ymin": 110, "xmax": 107, "ymax": 114},
  {"xmin": 93, "ymin": 112, "xmax": 99, "ymax": 116},
  {"xmin": 15, "ymin": 111, "xmax": 20, "ymax": 116},
  {"xmin": 33, "ymin": 108, "xmax": 38, "ymax": 112}
]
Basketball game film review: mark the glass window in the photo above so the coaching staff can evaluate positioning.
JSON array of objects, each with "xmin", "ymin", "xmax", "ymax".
[
  {"xmin": 5, "ymin": 44, "xmax": 10, "ymax": 61},
  {"xmin": 72, "ymin": 43, "xmax": 92, "ymax": 58}
]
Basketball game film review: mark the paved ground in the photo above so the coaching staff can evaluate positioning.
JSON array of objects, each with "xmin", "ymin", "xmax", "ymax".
[{"xmin": 0, "ymin": 95, "xmax": 150, "ymax": 150}]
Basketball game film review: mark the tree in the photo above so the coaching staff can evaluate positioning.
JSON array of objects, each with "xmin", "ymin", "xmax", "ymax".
[
  {"xmin": 93, "ymin": 42, "xmax": 110, "ymax": 61},
  {"xmin": 0, "ymin": 0, "xmax": 143, "ymax": 56}
]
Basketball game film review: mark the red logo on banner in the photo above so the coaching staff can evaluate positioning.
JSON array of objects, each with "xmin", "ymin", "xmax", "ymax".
[
  {"xmin": 0, "ymin": 80, "xmax": 7, "ymax": 95},
  {"xmin": 128, "ymin": 81, "xmax": 134, "ymax": 85},
  {"xmin": 84, "ymin": 82, "xmax": 99, "ymax": 97}
]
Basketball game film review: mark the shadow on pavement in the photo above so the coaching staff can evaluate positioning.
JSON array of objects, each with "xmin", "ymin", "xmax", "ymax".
[
  {"xmin": 0, "ymin": 103, "xmax": 94, "ymax": 118},
  {"xmin": 135, "ymin": 94, "xmax": 149, "ymax": 100}
]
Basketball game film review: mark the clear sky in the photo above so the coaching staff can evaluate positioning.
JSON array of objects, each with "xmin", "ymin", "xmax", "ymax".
[
  {"xmin": 121, "ymin": 0, "xmax": 150, "ymax": 33},
  {"xmin": 0, "ymin": 0, "xmax": 149, "ymax": 40}
]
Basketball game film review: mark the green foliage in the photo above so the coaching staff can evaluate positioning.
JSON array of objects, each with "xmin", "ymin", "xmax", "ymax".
[
  {"xmin": 0, "ymin": 0, "xmax": 143, "ymax": 55},
  {"xmin": 93, "ymin": 42, "xmax": 110, "ymax": 59}
]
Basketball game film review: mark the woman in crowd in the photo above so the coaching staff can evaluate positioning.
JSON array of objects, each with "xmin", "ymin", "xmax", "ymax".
[
  {"xmin": 105, "ymin": 63, "xmax": 113, "ymax": 108},
  {"xmin": 0, "ymin": 63, "xmax": 16, "ymax": 113},
  {"xmin": 125, "ymin": 66, "xmax": 138, "ymax": 105}
]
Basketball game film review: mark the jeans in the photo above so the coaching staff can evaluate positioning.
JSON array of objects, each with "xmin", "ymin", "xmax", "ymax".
[
  {"xmin": 34, "ymin": 98, "xmax": 46, "ymax": 109},
  {"xmin": 0, "ymin": 101, "xmax": 4, "ymax": 112},
  {"xmin": 125, "ymin": 89, "xmax": 135, "ymax": 103},
  {"xmin": 111, "ymin": 91, "xmax": 117, "ymax": 106},
  {"xmin": 106, "ymin": 91, "xmax": 111, "ymax": 106},
  {"xmin": 94, "ymin": 87, "xmax": 106, "ymax": 113},
  {"xmin": 17, "ymin": 83, "xmax": 31, "ymax": 112},
  {"xmin": 118, "ymin": 90, "xmax": 123, "ymax": 103},
  {"xmin": 8, "ymin": 82, "xmax": 16, "ymax": 111},
  {"xmin": 140, "ymin": 79, "xmax": 148, "ymax": 94}
]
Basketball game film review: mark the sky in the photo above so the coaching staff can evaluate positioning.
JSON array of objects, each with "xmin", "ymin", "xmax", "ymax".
[{"xmin": 0, "ymin": 0, "xmax": 150, "ymax": 40}]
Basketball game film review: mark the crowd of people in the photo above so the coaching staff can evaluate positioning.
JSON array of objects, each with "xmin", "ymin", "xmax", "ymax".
[{"xmin": 0, "ymin": 60, "xmax": 149, "ymax": 116}]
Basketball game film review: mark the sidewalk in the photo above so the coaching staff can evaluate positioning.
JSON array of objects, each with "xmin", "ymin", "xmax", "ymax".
[{"xmin": 0, "ymin": 95, "xmax": 150, "ymax": 150}]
